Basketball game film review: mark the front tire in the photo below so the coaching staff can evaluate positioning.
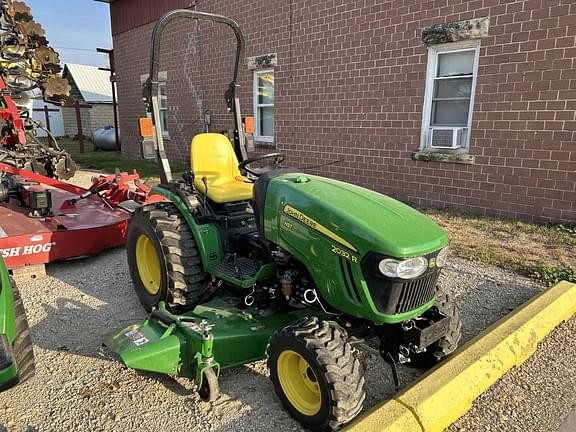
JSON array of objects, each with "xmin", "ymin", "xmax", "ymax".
[
  {"xmin": 411, "ymin": 286, "xmax": 462, "ymax": 367},
  {"xmin": 126, "ymin": 203, "xmax": 209, "ymax": 311},
  {"xmin": 267, "ymin": 317, "xmax": 365, "ymax": 431},
  {"xmin": 12, "ymin": 281, "xmax": 35, "ymax": 385}
]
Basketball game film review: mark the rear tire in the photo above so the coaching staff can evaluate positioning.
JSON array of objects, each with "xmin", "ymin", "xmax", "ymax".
[
  {"xmin": 126, "ymin": 203, "xmax": 209, "ymax": 312},
  {"xmin": 12, "ymin": 281, "xmax": 35, "ymax": 385},
  {"xmin": 410, "ymin": 286, "xmax": 462, "ymax": 367},
  {"xmin": 267, "ymin": 317, "xmax": 365, "ymax": 431}
]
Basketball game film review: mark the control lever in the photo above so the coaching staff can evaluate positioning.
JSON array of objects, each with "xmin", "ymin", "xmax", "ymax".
[
  {"xmin": 61, "ymin": 181, "xmax": 111, "ymax": 209},
  {"xmin": 201, "ymin": 176, "xmax": 208, "ymax": 211},
  {"xmin": 182, "ymin": 170, "xmax": 195, "ymax": 188}
]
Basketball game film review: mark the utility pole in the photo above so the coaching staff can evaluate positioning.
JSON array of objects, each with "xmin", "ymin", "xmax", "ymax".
[{"xmin": 97, "ymin": 48, "xmax": 120, "ymax": 151}]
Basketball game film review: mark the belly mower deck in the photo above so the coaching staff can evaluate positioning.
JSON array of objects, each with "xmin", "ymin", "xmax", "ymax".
[
  {"xmin": 103, "ymin": 297, "xmax": 315, "ymax": 388},
  {"xmin": 0, "ymin": 162, "xmax": 161, "ymax": 269}
]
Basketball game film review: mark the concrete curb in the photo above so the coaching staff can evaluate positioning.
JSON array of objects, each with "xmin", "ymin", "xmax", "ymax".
[{"xmin": 344, "ymin": 281, "xmax": 576, "ymax": 432}]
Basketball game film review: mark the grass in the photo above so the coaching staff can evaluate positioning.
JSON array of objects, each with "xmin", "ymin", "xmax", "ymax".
[
  {"xmin": 52, "ymin": 136, "xmax": 173, "ymax": 179},
  {"xmin": 528, "ymin": 265, "xmax": 576, "ymax": 287},
  {"xmin": 426, "ymin": 209, "xmax": 576, "ymax": 286}
]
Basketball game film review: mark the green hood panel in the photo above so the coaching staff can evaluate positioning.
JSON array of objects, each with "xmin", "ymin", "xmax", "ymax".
[
  {"xmin": 260, "ymin": 173, "xmax": 448, "ymax": 323},
  {"xmin": 264, "ymin": 173, "xmax": 448, "ymax": 258}
]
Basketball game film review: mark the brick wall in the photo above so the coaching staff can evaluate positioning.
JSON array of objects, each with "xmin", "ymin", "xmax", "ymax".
[
  {"xmin": 111, "ymin": 0, "xmax": 576, "ymax": 222},
  {"xmin": 90, "ymin": 104, "xmax": 115, "ymax": 131},
  {"xmin": 62, "ymin": 104, "xmax": 113, "ymax": 137},
  {"xmin": 62, "ymin": 107, "xmax": 90, "ymax": 137},
  {"xmin": 61, "ymin": 84, "xmax": 91, "ymax": 137}
]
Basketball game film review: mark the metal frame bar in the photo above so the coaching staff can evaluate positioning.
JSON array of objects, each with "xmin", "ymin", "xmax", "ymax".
[{"xmin": 143, "ymin": 10, "xmax": 246, "ymax": 184}]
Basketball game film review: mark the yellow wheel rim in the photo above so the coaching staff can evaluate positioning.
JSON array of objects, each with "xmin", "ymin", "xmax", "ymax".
[
  {"xmin": 135, "ymin": 234, "xmax": 161, "ymax": 295},
  {"xmin": 277, "ymin": 350, "xmax": 321, "ymax": 416}
]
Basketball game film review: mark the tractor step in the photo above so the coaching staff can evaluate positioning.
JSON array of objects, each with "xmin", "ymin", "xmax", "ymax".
[{"xmin": 211, "ymin": 257, "xmax": 258, "ymax": 279}]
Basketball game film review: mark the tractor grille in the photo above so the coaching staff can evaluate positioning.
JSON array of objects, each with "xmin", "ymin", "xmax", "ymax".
[
  {"xmin": 361, "ymin": 252, "xmax": 441, "ymax": 315},
  {"xmin": 339, "ymin": 257, "xmax": 362, "ymax": 305},
  {"xmin": 393, "ymin": 271, "xmax": 439, "ymax": 314}
]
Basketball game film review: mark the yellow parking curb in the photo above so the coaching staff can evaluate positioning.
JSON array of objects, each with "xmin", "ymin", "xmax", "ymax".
[{"xmin": 345, "ymin": 281, "xmax": 576, "ymax": 432}]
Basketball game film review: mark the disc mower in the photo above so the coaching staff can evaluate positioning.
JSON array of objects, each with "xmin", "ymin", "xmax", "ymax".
[
  {"xmin": 0, "ymin": 255, "xmax": 34, "ymax": 391},
  {"xmin": 105, "ymin": 10, "xmax": 462, "ymax": 431}
]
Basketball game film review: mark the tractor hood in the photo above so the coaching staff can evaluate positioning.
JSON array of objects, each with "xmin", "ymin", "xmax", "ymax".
[{"xmin": 262, "ymin": 173, "xmax": 448, "ymax": 258}]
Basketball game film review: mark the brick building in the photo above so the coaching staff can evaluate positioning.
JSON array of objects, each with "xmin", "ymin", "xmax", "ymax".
[
  {"xmin": 97, "ymin": 0, "xmax": 575, "ymax": 222},
  {"xmin": 62, "ymin": 64, "xmax": 116, "ymax": 137}
]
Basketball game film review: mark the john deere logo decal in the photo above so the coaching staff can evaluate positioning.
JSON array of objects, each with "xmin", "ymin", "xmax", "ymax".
[{"xmin": 283, "ymin": 205, "xmax": 357, "ymax": 252}]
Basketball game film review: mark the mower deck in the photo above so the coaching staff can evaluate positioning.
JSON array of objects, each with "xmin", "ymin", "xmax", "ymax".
[
  {"xmin": 0, "ymin": 162, "xmax": 157, "ymax": 269},
  {"xmin": 104, "ymin": 297, "xmax": 316, "ymax": 377}
]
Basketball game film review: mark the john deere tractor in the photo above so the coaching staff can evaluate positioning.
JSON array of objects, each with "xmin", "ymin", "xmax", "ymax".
[
  {"xmin": 105, "ymin": 10, "xmax": 462, "ymax": 431},
  {"xmin": 0, "ymin": 257, "xmax": 35, "ymax": 391}
]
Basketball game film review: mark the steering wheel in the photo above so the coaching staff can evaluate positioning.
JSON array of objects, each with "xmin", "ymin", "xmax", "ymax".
[{"xmin": 238, "ymin": 153, "xmax": 286, "ymax": 177}]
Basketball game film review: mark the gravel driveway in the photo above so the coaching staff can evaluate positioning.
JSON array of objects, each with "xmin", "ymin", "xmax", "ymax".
[{"xmin": 0, "ymin": 246, "xmax": 573, "ymax": 431}]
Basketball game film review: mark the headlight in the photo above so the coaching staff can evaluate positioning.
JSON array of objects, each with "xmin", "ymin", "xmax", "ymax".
[
  {"xmin": 436, "ymin": 246, "xmax": 449, "ymax": 268},
  {"xmin": 378, "ymin": 256, "xmax": 428, "ymax": 279}
]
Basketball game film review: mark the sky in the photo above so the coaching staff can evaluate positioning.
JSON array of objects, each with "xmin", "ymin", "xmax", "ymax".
[{"xmin": 25, "ymin": 0, "xmax": 112, "ymax": 68}]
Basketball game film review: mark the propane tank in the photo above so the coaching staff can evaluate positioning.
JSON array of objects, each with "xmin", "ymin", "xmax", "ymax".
[{"xmin": 92, "ymin": 126, "xmax": 118, "ymax": 151}]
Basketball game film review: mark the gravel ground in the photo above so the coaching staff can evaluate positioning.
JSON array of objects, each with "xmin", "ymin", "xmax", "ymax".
[
  {"xmin": 0, "ymin": 175, "xmax": 572, "ymax": 432},
  {"xmin": 450, "ymin": 317, "xmax": 575, "ymax": 432}
]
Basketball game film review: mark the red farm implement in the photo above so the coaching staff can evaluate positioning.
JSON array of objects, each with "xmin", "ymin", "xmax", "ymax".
[
  {"xmin": 0, "ymin": 4, "xmax": 163, "ymax": 275},
  {"xmin": 0, "ymin": 163, "xmax": 163, "ymax": 270}
]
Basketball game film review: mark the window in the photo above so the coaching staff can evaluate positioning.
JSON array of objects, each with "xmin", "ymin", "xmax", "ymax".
[
  {"xmin": 253, "ymin": 69, "xmax": 274, "ymax": 142},
  {"xmin": 421, "ymin": 42, "xmax": 480, "ymax": 151},
  {"xmin": 158, "ymin": 80, "xmax": 169, "ymax": 136}
]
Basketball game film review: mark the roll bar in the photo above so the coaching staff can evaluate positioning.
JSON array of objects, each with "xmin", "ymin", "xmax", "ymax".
[{"xmin": 143, "ymin": 10, "xmax": 247, "ymax": 184}]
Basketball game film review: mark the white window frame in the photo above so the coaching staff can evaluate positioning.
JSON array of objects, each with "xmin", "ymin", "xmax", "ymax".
[
  {"xmin": 253, "ymin": 68, "xmax": 274, "ymax": 143},
  {"xmin": 420, "ymin": 41, "xmax": 480, "ymax": 152},
  {"xmin": 158, "ymin": 80, "xmax": 169, "ymax": 137}
]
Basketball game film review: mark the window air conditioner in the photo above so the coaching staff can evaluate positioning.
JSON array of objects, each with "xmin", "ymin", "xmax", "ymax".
[{"xmin": 429, "ymin": 128, "xmax": 466, "ymax": 149}]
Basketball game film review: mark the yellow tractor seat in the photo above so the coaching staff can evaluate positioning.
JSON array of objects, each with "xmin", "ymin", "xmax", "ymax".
[{"xmin": 190, "ymin": 133, "xmax": 253, "ymax": 204}]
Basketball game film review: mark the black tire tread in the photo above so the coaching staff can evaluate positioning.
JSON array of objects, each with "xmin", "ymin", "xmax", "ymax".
[
  {"xmin": 131, "ymin": 203, "xmax": 208, "ymax": 310},
  {"xmin": 412, "ymin": 286, "xmax": 462, "ymax": 367},
  {"xmin": 268, "ymin": 317, "xmax": 365, "ymax": 431},
  {"xmin": 198, "ymin": 367, "xmax": 219, "ymax": 402},
  {"xmin": 432, "ymin": 289, "xmax": 462, "ymax": 357},
  {"xmin": 11, "ymin": 280, "xmax": 35, "ymax": 384}
]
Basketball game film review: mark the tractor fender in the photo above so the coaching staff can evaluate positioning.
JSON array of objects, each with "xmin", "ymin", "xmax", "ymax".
[{"xmin": 147, "ymin": 186, "xmax": 222, "ymax": 271}]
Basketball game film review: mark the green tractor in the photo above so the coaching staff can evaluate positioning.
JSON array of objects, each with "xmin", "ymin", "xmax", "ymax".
[
  {"xmin": 0, "ymin": 257, "xmax": 35, "ymax": 391},
  {"xmin": 105, "ymin": 10, "xmax": 462, "ymax": 431}
]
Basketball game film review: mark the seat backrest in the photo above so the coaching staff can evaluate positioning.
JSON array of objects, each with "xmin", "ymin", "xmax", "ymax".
[{"xmin": 191, "ymin": 133, "xmax": 241, "ymax": 186}]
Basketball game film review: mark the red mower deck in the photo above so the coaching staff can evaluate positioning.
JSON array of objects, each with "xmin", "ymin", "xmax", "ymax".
[{"xmin": 0, "ymin": 162, "xmax": 161, "ymax": 269}]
